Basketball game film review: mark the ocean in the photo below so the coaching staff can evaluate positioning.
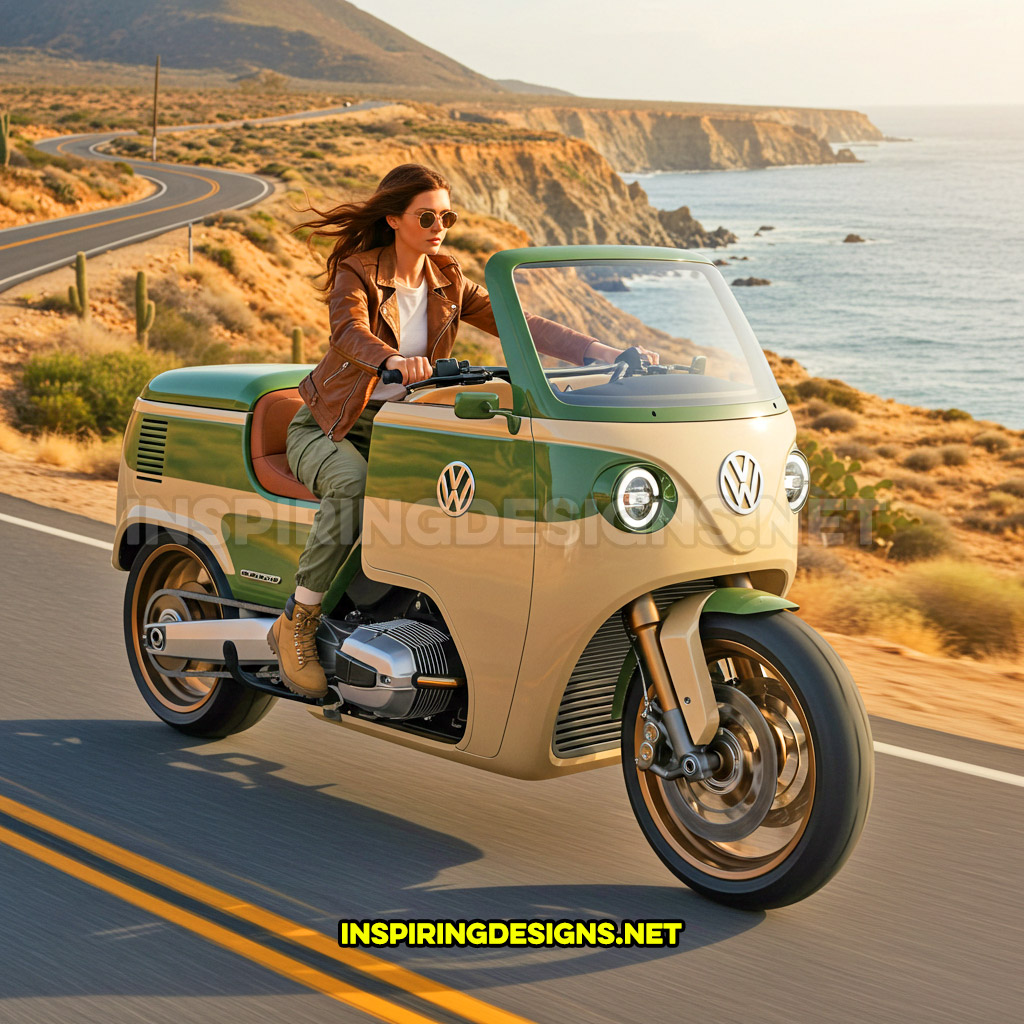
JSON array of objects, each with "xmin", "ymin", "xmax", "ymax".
[{"xmin": 626, "ymin": 105, "xmax": 1024, "ymax": 429}]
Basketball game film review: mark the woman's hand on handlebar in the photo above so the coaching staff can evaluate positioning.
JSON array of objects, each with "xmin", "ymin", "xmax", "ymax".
[
  {"xmin": 584, "ymin": 341, "xmax": 660, "ymax": 365},
  {"xmin": 384, "ymin": 354, "xmax": 433, "ymax": 385}
]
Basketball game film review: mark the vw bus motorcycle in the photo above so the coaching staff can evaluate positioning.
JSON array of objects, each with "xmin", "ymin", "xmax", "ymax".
[{"xmin": 115, "ymin": 246, "xmax": 874, "ymax": 910}]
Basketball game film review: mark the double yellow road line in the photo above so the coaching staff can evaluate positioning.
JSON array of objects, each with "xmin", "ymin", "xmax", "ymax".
[{"xmin": 0, "ymin": 790, "xmax": 534, "ymax": 1024}]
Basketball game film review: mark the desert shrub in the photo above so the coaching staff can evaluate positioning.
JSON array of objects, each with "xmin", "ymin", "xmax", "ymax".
[
  {"xmin": 242, "ymin": 224, "xmax": 280, "ymax": 254},
  {"xmin": 803, "ymin": 398, "xmax": 831, "ymax": 417},
  {"xmin": 34, "ymin": 292, "xmax": 74, "ymax": 313},
  {"xmin": 446, "ymin": 228, "xmax": 501, "ymax": 255},
  {"xmin": 902, "ymin": 448, "xmax": 940, "ymax": 471},
  {"xmin": 793, "ymin": 577, "xmax": 949, "ymax": 656},
  {"xmin": 973, "ymin": 430, "xmax": 1011, "ymax": 453},
  {"xmin": 811, "ymin": 409, "xmax": 858, "ymax": 433},
  {"xmin": 891, "ymin": 471, "xmax": 937, "ymax": 496},
  {"xmin": 42, "ymin": 172, "xmax": 77, "ymax": 205},
  {"xmin": 938, "ymin": 443, "xmax": 970, "ymax": 466},
  {"xmin": 888, "ymin": 520, "xmax": 957, "ymax": 562},
  {"xmin": 996, "ymin": 477, "xmax": 1024, "ymax": 498},
  {"xmin": 199, "ymin": 291, "xmax": 255, "ymax": 333},
  {"xmin": 257, "ymin": 161, "xmax": 291, "ymax": 177},
  {"xmin": 196, "ymin": 243, "xmax": 238, "ymax": 275},
  {"xmin": 0, "ymin": 421, "xmax": 26, "ymax": 455},
  {"xmin": 875, "ymin": 443, "xmax": 901, "ymax": 458},
  {"xmin": 796, "ymin": 544, "xmax": 847, "ymax": 577},
  {"xmin": 833, "ymin": 441, "xmax": 874, "ymax": 462},
  {"xmin": 896, "ymin": 560, "xmax": 1024, "ymax": 657},
  {"xmin": 18, "ymin": 348, "xmax": 174, "ymax": 436},
  {"xmin": 937, "ymin": 407, "xmax": 973, "ymax": 421},
  {"xmin": 1000, "ymin": 448, "xmax": 1024, "ymax": 465},
  {"xmin": 987, "ymin": 492, "xmax": 1021, "ymax": 513},
  {"xmin": 794, "ymin": 377, "xmax": 863, "ymax": 411},
  {"xmin": 148, "ymin": 307, "xmax": 230, "ymax": 363}
]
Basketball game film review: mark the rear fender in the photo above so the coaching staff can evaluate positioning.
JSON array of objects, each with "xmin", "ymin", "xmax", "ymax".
[
  {"xmin": 113, "ymin": 505, "xmax": 234, "ymax": 577},
  {"xmin": 610, "ymin": 588, "xmax": 799, "ymax": 723}
]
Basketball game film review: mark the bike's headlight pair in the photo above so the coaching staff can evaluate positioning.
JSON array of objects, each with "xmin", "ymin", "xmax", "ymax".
[
  {"xmin": 785, "ymin": 450, "xmax": 810, "ymax": 512},
  {"xmin": 615, "ymin": 467, "xmax": 662, "ymax": 530}
]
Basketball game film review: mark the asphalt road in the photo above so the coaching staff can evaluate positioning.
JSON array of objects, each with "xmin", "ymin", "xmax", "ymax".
[
  {"xmin": 0, "ymin": 491, "xmax": 1021, "ymax": 1023},
  {"xmin": 0, "ymin": 101, "xmax": 389, "ymax": 293}
]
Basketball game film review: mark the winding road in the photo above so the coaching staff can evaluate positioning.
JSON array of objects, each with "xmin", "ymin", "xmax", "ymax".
[
  {"xmin": 0, "ymin": 492, "xmax": 1021, "ymax": 1023},
  {"xmin": 0, "ymin": 101, "xmax": 389, "ymax": 293}
]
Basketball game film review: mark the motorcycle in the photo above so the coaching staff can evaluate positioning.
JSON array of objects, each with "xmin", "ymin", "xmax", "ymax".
[{"xmin": 115, "ymin": 245, "xmax": 873, "ymax": 910}]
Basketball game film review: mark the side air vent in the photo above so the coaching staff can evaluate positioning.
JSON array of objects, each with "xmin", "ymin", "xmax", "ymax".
[
  {"xmin": 552, "ymin": 579, "xmax": 717, "ymax": 758},
  {"xmin": 136, "ymin": 417, "xmax": 168, "ymax": 483}
]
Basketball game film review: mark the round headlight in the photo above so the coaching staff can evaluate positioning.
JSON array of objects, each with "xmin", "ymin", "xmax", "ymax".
[
  {"xmin": 615, "ymin": 467, "xmax": 661, "ymax": 529},
  {"xmin": 785, "ymin": 450, "xmax": 810, "ymax": 512}
]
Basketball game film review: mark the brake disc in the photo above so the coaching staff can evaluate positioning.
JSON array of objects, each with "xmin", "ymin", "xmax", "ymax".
[{"xmin": 661, "ymin": 682, "xmax": 779, "ymax": 843}]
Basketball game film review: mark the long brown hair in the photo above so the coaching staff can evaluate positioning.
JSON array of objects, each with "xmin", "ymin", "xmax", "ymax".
[{"xmin": 299, "ymin": 164, "xmax": 452, "ymax": 292}]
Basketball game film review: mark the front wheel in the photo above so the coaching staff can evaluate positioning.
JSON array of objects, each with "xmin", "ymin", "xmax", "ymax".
[{"xmin": 622, "ymin": 610, "xmax": 873, "ymax": 910}]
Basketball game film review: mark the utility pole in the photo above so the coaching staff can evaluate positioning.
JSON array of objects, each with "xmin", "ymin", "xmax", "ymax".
[{"xmin": 151, "ymin": 54, "xmax": 161, "ymax": 161}]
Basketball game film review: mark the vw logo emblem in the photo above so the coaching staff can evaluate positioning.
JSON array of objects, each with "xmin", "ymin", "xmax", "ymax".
[
  {"xmin": 437, "ymin": 461, "xmax": 475, "ymax": 517},
  {"xmin": 719, "ymin": 451, "xmax": 763, "ymax": 516}
]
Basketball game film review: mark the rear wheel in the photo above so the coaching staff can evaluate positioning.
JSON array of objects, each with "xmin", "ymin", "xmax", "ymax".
[
  {"xmin": 124, "ymin": 537, "xmax": 276, "ymax": 737},
  {"xmin": 622, "ymin": 610, "xmax": 873, "ymax": 909}
]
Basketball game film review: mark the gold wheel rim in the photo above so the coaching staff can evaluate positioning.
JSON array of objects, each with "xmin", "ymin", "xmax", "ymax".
[
  {"xmin": 130, "ymin": 545, "xmax": 220, "ymax": 714},
  {"xmin": 635, "ymin": 638, "xmax": 816, "ymax": 880}
]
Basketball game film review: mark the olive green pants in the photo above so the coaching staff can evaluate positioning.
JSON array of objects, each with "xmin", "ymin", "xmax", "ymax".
[{"xmin": 286, "ymin": 402, "xmax": 380, "ymax": 593}]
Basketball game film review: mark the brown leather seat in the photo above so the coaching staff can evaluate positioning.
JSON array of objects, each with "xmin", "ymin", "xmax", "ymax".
[{"xmin": 250, "ymin": 389, "xmax": 317, "ymax": 502}]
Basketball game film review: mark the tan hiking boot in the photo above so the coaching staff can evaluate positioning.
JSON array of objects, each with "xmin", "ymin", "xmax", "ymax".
[{"xmin": 267, "ymin": 596, "xmax": 328, "ymax": 699}]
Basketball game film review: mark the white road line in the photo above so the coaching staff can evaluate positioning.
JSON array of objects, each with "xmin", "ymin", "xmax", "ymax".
[
  {"xmin": 874, "ymin": 741, "xmax": 1024, "ymax": 788},
  {"xmin": 0, "ymin": 512, "xmax": 113, "ymax": 552}
]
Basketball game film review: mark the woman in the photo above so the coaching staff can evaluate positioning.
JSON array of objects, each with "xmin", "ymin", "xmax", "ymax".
[{"xmin": 269, "ymin": 163, "xmax": 651, "ymax": 698}]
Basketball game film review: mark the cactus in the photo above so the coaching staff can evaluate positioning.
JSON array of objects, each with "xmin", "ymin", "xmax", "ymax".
[
  {"xmin": 291, "ymin": 326, "xmax": 304, "ymax": 363},
  {"xmin": 802, "ymin": 438, "xmax": 915, "ymax": 549},
  {"xmin": 135, "ymin": 271, "xmax": 155, "ymax": 347},
  {"xmin": 67, "ymin": 251, "xmax": 89, "ymax": 320},
  {"xmin": 0, "ymin": 111, "xmax": 9, "ymax": 168}
]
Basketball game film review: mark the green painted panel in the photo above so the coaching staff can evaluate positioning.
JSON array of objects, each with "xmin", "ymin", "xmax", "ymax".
[
  {"xmin": 221, "ymin": 514, "xmax": 310, "ymax": 607},
  {"xmin": 611, "ymin": 647, "xmax": 638, "ymax": 721},
  {"xmin": 160, "ymin": 419, "xmax": 252, "ymax": 492},
  {"xmin": 367, "ymin": 424, "xmax": 683, "ymax": 526},
  {"xmin": 144, "ymin": 364, "xmax": 312, "ymax": 411},
  {"xmin": 366, "ymin": 423, "xmax": 536, "ymax": 519},
  {"xmin": 702, "ymin": 588, "xmax": 799, "ymax": 615}
]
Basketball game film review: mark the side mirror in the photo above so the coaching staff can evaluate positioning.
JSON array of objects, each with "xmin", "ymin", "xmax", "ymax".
[{"xmin": 454, "ymin": 391, "xmax": 521, "ymax": 435}]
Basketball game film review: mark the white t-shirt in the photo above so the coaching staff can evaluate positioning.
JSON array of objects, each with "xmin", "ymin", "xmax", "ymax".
[{"xmin": 372, "ymin": 279, "xmax": 430, "ymax": 401}]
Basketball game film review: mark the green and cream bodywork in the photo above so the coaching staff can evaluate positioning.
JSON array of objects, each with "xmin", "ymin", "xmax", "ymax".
[{"xmin": 115, "ymin": 246, "xmax": 800, "ymax": 780}]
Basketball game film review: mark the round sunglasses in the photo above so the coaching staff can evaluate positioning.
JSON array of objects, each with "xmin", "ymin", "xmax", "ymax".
[{"xmin": 405, "ymin": 210, "xmax": 459, "ymax": 230}]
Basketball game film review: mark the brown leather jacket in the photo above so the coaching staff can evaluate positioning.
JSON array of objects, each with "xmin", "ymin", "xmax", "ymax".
[{"xmin": 298, "ymin": 244, "xmax": 597, "ymax": 440}]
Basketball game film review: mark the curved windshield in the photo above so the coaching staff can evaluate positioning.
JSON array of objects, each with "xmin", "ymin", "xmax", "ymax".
[{"xmin": 512, "ymin": 260, "xmax": 780, "ymax": 409}]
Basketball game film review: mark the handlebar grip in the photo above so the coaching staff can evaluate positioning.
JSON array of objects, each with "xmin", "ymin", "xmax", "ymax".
[{"xmin": 379, "ymin": 368, "xmax": 405, "ymax": 385}]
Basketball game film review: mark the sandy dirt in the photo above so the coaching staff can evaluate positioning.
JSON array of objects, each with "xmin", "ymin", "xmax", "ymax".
[{"xmin": 1, "ymin": 444, "xmax": 1021, "ymax": 752}]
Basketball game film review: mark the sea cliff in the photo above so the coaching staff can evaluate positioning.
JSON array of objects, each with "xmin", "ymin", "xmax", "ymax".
[
  {"xmin": 352, "ymin": 135, "xmax": 735, "ymax": 248},
  {"xmin": 448, "ymin": 104, "xmax": 882, "ymax": 173}
]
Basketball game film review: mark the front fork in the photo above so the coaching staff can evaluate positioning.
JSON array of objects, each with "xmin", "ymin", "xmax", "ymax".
[{"xmin": 626, "ymin": 584, "xmax": 745, "ymax": 782}]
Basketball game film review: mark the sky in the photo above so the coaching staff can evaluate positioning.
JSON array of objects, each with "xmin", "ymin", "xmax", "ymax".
[{"xmin": 356, "ymin": 0, "xmax": 1024, "ymax": 108}]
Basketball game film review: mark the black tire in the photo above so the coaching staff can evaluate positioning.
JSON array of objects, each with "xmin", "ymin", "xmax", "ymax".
[
  {"xmin": 124, "ymin": 535, "xmax": 277, "ymax": 738},
  {"xmin": 622, "ymin": 610, "xmax": 873, "ymax": 910}
]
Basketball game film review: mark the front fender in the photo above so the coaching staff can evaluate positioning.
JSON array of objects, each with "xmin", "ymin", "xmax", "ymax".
[{"xmin": 610, "ymin": 588, "xmax": 799, "ymax": 721}]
